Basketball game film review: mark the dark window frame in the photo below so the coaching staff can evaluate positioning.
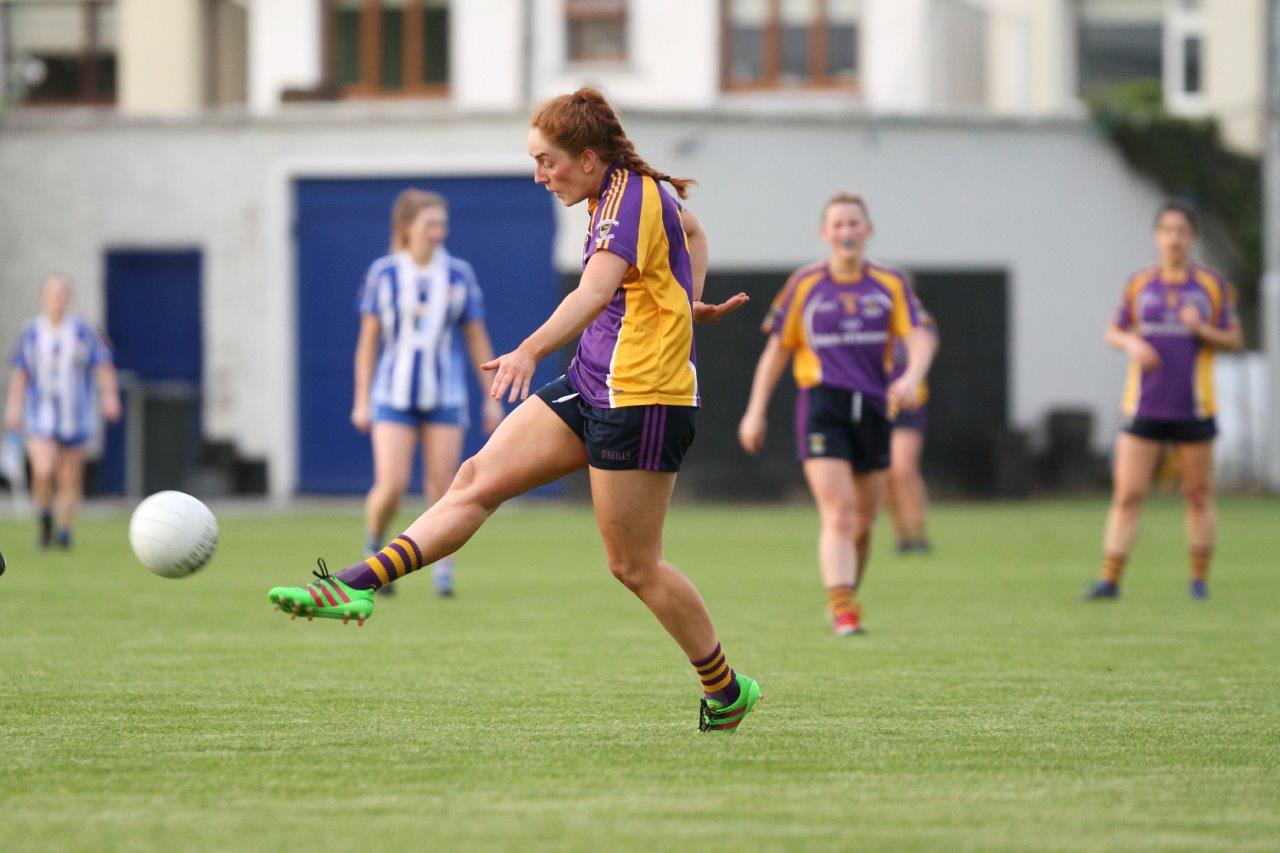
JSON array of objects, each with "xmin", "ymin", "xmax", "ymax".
[
  {"xmin": 1, "ymin": 0, "xmax": 117, "ymax": 106},
  {"xmin": 321, "ymin": 0, "xmax": 450, "ymax": 98},
  {"xmin": 720, "ymin": 0, "xmax": 860, "ymax": 93},
  {"xmin": 565, "ymin": 0, "xmax": 628, "ymax": 64}
]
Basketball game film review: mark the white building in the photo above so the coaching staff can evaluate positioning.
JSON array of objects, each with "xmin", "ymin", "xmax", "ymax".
[{"xmin": 0, "ymin": 0, "xmax": 1264, "ymax": 496}]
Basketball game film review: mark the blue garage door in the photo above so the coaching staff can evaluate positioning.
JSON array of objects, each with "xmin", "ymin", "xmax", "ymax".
[
  {"xmin": 99, "ymin": 249, "xmax": 203, "ymax": 494},
  {"xmin": 295, "ymin": 176, "xmax": 560, "ymax": 493}
]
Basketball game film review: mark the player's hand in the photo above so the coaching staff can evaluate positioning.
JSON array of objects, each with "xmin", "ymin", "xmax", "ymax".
[
  {"xmin": 738, "ymin": 411, "xmax": 767, "ymax": 455},
  {"xmin": 101, "ymin": 395, "xmax": 122, "ymax": 424},
  {"xmin": 888, "ymin": 376, "xmax": 921, "ymax": 415},
  {"xmin": 482, "ymin": 398, "xmax": 505, "ymax": 434},
  {"xmin": 1178, "ymin": 303, "xmax": 1206, "ymax": 335},
  {"xmin": 692, "ymin": 293, "xmax": 750, "ymax": 325},
  {"xmin": 350, "ymin": 401, "xmax": 371, "ymax": 433},
  {"xmin": 3, "ymin": 404, "xmax": 19, "ymax": 431},
  {"xmin": 1127, "ymin": 338, "xmax": 1162, "ymax": 371},
  {"xmin": 482, "ymin": 344, "xmax": 538, "ymax": 403}
]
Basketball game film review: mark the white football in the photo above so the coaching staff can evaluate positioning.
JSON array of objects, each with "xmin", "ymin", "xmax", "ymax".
[{"xmin": 129, "ymin": 491, "xmax": 219, "ymax": 578}]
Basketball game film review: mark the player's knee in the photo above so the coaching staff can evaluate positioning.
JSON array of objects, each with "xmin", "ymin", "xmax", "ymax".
[
  {"xmin": 450, "ymin": 456, "xmax": 504, "ymax": 512},
  {"xmin": 1115, "ymin": 488, "xmax": 1146, "ymax": 512},
  {"xmin": 607, "ymin": 556, "xmax": 656, "ymax": 591},
  {"xmin": 852, "ymin": 512, "xmax": 875, "ymax": 539},
  {"xmin": 1182, "ymin": 483, "xmax": 1212, "ymax": 512}
]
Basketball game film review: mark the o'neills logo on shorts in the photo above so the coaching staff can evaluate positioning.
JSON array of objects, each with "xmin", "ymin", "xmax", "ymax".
[{"xmin": 601, "ymin": 449, "xmax": 632, "ymax": 461}]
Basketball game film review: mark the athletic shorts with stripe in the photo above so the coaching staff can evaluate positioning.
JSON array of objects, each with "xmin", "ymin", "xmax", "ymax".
[
  {"xmin": 796, "ymin": 384, "xmax": 891, "ymax": 473},
  {"xmin": 535, "ymin": 375, "xmax": 697, "ymax": 473}
]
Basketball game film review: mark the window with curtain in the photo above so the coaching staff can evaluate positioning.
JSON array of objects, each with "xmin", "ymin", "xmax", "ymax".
[
  {"xmin": 722, "ymin": 0, "xmax": 859, "ymax": 91},
  {"xmin": 326, "ymin": 0, "xmax": 450, "ymax": 96},
  {"xmin": 566, "ymin": 0, "xmax": 626, "ymax": 63},
  {"xmin": 1, "ymin": 0, "xmax": 116, "ymax": 105}
]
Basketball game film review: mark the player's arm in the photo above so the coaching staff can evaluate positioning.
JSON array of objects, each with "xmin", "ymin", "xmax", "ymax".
[
  {"xmin": 462, "ymin": 320, "xmax": 505, "ymax": 433},
  {"xmin": 351, "ymin": 315, "xmax": 380, "ymax": 432},
  {"xmin": 1106, "ymin": 323, "xmax": 1161, "ymax": 371},
  {"xmin": 96, "ymin": 361, "xmax": 121, "ymax": 423},
  {"xmin": 887, "ymin": 326, "xmax": 935, "ymax": 413},
  {"xmin": 484, "ymin": 250, "xmax": 630, "ymax": 403},
  {"xmin": 4, "ymin": 367, "xmax": 26, "ymax": 430},
  {"xmin": 738, "ymin": 335, "xmax": 790, "ymax": 455},
  {"xmin": 1178, "ymin": 307, "xmax": 1244, "ymax": 351},
  {"xmin": 681, "ymin": 209, "xmax": 748, "ymax": 324}
]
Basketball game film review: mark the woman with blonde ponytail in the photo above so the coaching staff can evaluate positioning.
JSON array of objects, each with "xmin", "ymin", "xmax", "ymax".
[{"xmin": 267, "ymin": 88, "xmax": 760, "ymax": 733}]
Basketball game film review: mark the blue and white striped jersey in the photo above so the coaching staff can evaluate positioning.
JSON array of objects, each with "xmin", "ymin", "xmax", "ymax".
[
  {"xmin": 10, "ymin": 314, "xmax": 112, "ymax": 443},
  {"xmin": 358, "ymin": 248, "xmax": 484, "ymax": 412}
]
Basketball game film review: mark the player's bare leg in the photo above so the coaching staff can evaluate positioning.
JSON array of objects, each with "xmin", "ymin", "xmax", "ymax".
[
  {"xmin": 269, "ymin": 397, "xmax": 586, "ymax": 623},
  {"xmin": 804, "ymin": 458, "xmax": 863, "ymax": 634},
  {"xmin": 851, "ymin": 469, "xmax": 886, "ymax": 591},
  {"xmin": 1090, "ymin": 433, "xmax": 1163, "ymax": 598},
  {"xmin": 887, "ymin": 428, "xmax": 929, "ymax": 552},
  {"xmin": 365, "ymin": 421, "xmax": 415, "ymax": 549},
  {"xmin": 1176, "ymin": 440, "xmax": 1215, "ymax": 599},
  {"xmin": 26, "ymin": 437, "xmax": 57, "ymax": 548},
  {"xmin": 420, "ymin": 421, "xmax": 465, "ymax": 596},
  {"xmin": 590, "ymin": 466, "xmax": 760, "ymax": 731},
  {"xmin": 53, "ymin": 445, "xmax": 84, "ymax": 548}
]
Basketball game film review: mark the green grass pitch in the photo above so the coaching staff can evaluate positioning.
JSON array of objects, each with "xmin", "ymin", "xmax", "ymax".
[{"xmin": 2, "ymin": 496, "xmax": 1278, "ymax": 850}]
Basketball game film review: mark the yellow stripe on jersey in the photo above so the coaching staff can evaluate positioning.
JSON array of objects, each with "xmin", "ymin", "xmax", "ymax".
[
  {"xmin": 597, "ymin": 169, "xmax": 628, "ymax": 254},
  {"xmin": 605, "ymin": 176, "xmax": 697, "ymax": 407},
  {"xmin": 866, "ymin": 266, "xmax": 916, "ymax": 339},
  {"xmin": 1194, "ymin": 346, "xmax": 1215, "ymax": 418},
  {"xmin": 1122, "ymin": 268, "xmax": 1158, "ymax": 328},
  {"xmin": 778, "ymin": 271, "xmax": 827, "ymax": 388},
  {"xmin": 761, "ymin": 262, "xmax": 825, "ymax": 334},
  {"xmin": 1192, "ymin": 267, "xmax": 1224, "ymax": 325},
  {"xmin": 1122, "ymin": 360, "xmax": 1141, "ymax": 418}
]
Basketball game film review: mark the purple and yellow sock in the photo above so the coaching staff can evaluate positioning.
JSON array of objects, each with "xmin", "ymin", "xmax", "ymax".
[
  {"xmin": 1190, "ymin": 545, "xmax": 1212, "ymax": 583},
  {"xmin": 691, "ymin": 642, "xmax": 741, "ymax": 706},
  {"xmin": 1100, "ymin": 552, "xmax": 1127, "ymax": 584},
  {"xmin": 336, "ymin": 534, "xmax": 423, "ymax": 590}
]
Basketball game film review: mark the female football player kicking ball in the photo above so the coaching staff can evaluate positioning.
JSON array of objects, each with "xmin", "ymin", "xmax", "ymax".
[{"xmin": 268, "ymin": 88, "xmax": 760, "ymax": 732}]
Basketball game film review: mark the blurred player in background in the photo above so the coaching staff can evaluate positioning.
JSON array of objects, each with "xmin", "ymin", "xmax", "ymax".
[
  {"xmin": 738, "ymin": 192, "xmax": 933, "ymax": 636},
  {"xmin": 269, "ymin": 87, "xmax": 760, "ymax": 732},
  {"xmin": 4, "ymin": 275, "xmax": 120, "ymax": 549},
  {"xmin": 351, "ymin": 190, "xmax": 504, "ymax": 599},
  {"xmin": 885, "ymin": 299, "xmax": 939, "ymax": 555},
  {"xmin": 1087, "ymin": 201, "xmax": 1242, "ymax": 601}
]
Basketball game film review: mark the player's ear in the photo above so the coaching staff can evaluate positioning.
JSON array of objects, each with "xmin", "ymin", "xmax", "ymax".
[{"xmin": 580, "ymin": 148, "xmax": 599, "ymax": 174}]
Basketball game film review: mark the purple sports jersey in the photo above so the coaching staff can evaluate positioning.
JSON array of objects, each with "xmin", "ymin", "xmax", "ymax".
[
  {"xmin": 567, "ymin": 162, "xmax": 699, "ymax": 409},
  {"xmin": 1114, "ymin": 265, "xmax": 1236, "ymax": 420},
  {"xmin": 768, "ymin": 261, "xmax": 921, "ymax": 414}
]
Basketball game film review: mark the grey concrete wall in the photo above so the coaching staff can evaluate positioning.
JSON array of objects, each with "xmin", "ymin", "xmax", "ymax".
[{"xmin": 0, "ymin": 105, "xmax": 1201, "ymax": 494}]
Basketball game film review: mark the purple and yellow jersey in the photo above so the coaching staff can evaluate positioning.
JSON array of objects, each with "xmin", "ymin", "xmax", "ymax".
[
  {"xmin": 567, "ymin": 163, "xmax": 698, "ymax": 409},
  {"xmin": 889, "ymin": 296, "xmax": 936, "ymax": 408},
  {"xmin": 1114, "ymin": 264, "xmax": 1237, "ymax": 420},
  {"xmin": 767, "ymin": 261, "xmax": 921, "ymax": 411}
]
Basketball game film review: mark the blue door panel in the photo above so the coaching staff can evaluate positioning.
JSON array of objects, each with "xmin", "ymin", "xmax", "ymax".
[{"xmin": 295, "ymin": 177, "xmax": 560, "ymax": 493}]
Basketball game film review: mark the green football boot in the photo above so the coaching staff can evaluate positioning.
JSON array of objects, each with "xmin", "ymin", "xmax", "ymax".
[
  {"xmin": 267, "ymin": 560, "xmax": 375, "ymax": 626},
  {"xmin": 699, "ymin": 673, "xmax": 762, "ymax": 732}
]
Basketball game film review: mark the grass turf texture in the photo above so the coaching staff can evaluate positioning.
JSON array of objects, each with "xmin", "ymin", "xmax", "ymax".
[{"xmin": 2, "ymin": 496, "xmax": 1278, "ymax": 850}]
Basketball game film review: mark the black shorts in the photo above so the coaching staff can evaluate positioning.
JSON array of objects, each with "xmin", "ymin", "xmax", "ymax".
[
  {"xmin": 795, "ymin": 385, "xmax": 891, "ymax": 472},
  {"xmin": 1123, "ymin": 416, "xmax": 1217, "ymax": 444},
  {"xmin": 893, "ymin": 404, "xmax": 928, "ymax": 433},
  {"xmin": 535, "ymin": 375, "xmax": 697, "ymax": 472}
]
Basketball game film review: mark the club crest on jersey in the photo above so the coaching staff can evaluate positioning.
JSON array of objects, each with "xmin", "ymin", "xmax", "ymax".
[
  {"xmin": 808, "ymin": 433, "xmax": 827, "ymax": 456},
  {"xmin": 596, "ymin": 218, "xmax": 619, "ymax": 242}
]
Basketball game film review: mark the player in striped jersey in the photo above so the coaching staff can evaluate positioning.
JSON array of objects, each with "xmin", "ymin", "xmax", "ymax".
[
  {"xmin": 1088, "ymin": 201, "xmax": 1242, "ymax": 600},
  {"xmin": 739, "ymin": 193, "xmax": 934, "ymax": 636},
  {"xmin": 269, "ymin": 88, "xmax": 759, "ymax": 732},
  {"xmin": 351, "ymin": 190, "xmax": 505, "ymax": 598},
  {"xmin": 4, "ymin": 275, "xmax": 120, "ymax": 549}
]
